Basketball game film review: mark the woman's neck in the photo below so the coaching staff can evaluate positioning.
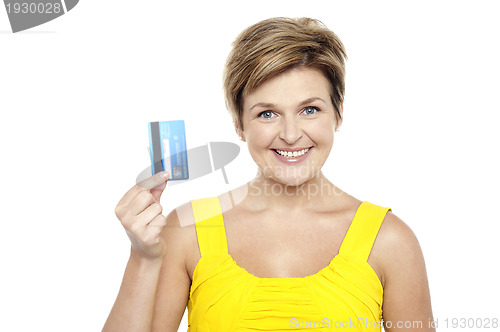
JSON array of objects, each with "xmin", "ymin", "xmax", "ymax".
[{"xmin": 240, "ymin": 169, "xmax": 342, "ymax": 213}]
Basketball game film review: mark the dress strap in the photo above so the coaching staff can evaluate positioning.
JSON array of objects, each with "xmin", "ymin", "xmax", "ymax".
[
  {"xmin": 191, "ymin": 196, "xmax": 228, "ymax": 257},
  {"xmin": 339, "ymin": 201, "xmax": 392, "ymax": 261}
]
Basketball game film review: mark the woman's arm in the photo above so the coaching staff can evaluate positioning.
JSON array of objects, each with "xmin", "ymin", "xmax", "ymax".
[
  {"xmin": 375, "ymin": 212, "xmax": 435, "ymax": 331},
  {"xmin": 151, "ymin": 205, "xmax": 194, "ymax": 331},
  {"xmin": 102, "ymin": 172, "xmax": 190, "ymax": 332},
  {"xmin": 103, "ymin": 209, "xmax": 191, "ymax": 332},
  {"xmin": 102, "ymin": 251, "xmax": 163, "ymax": 331}
]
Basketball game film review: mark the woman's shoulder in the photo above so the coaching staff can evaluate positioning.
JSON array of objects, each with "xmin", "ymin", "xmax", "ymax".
[
  {"xmin": 376, "ymin": 210, "xmax": 421, "ymax": 253},
  {"xmin": 161, "ymin": 200, "xmax": 200, "ymax": 276},
  {"xmin": 359, "ymin": 199, "xmax": 412, "ymax": 239},
  {"xmin": 370, "ymin": 209, "xmax": 426, "ymax": 288},
  {"xmin": 163, "ymin": 192, "xmax": 232, "ymax": 231},
  {"xmin": 165, "ymin": 200, "xmax": 196, "ymax": 227},
  {"xmin": 163, "ymin": 195, "xmax": 231, "ymax": 280}
]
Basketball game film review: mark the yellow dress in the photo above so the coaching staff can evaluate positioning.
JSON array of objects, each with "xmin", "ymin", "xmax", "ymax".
[{"xmin": 187, "ymin": 197, "xmax": 391, "ymax": 331}]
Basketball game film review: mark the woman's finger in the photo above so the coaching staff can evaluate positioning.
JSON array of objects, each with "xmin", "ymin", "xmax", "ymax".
[
  {"xmin": 135, "ymin": 201, "xmax": 163, "ymax": 227},
  {"xmin": 117, "ymin": 171, "xmax": 169, "ymax": 208}
]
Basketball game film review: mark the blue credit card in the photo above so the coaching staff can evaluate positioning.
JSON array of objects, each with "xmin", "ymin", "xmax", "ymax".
[{"xmin": 148, "ymin": 120, "xmax": 189, "ymax": 180}]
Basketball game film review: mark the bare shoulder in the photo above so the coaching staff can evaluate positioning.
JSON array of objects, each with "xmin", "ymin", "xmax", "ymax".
[
  {"xmin": 376, "ymin": 211, "xmax": 421, "ymax": 250},
  {"xmin": 371, "ymin": 212, "xmax": 435, "ymax": 330},
  {"xmin": 370, "ymin": 211, "xmax": 426, "ymax": 287},
  {"xmin": 163, "ymin": 201, "xmax": 196, "ymax": 243},
  {"xmin": 161, "ymin": 201, "xmax": 199, "ymax": 277}
]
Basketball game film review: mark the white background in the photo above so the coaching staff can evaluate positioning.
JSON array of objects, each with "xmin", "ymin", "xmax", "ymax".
[{"xmin": 1, "ymin": 1, "xmax": 499, "ymax": 331}]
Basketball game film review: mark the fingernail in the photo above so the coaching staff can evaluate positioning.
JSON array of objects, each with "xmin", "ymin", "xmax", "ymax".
[{"xmin": 163, "ymin": 171, "xmax": 170, "ymax": 179}]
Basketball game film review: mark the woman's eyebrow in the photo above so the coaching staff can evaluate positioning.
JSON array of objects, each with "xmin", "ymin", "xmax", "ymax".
[
  {"xmin": 298, "ymin": 97, "xmax": 326, "ymax": 107},
  {"xmin": 249, "ymin": 102, "xmax": 276, "ymax": 111},
  {"xmin": 249, "ymin": 97, "xmax": 326, "ymax": 112}
]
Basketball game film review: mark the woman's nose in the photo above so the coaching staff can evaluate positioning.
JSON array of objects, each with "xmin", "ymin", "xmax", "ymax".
[{"xmin": 279, "ymin": 117, "xmax": 302, "ymax": 144}]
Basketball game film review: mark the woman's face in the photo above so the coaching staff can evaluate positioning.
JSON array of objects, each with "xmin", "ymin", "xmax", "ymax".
[{"xmin": 237, "ymin": 67, "xmax": 342, "ymax": 186}]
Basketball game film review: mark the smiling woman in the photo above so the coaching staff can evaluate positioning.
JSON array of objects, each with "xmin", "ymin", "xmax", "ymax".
[
  {"xmin": 103, "ymin": 17, "xmax": 435, "ymax": 332},
  {"xmin": 238, "ymin": 67, "xmax": 338, "ymax": 187},
  {"xmin": 224, "ymin": 17, "xmax": 346, "ymax": 134}
]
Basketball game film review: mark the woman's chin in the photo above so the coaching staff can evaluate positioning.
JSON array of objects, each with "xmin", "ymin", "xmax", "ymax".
[{"xmin": 271, "ymin": 175, "xmax": 311, "ymax": 188}]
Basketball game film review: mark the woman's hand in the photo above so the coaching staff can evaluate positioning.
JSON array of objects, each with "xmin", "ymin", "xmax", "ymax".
[{"xmin": 115, "ymin": 171, "xmax": 170, "ymax": 260}]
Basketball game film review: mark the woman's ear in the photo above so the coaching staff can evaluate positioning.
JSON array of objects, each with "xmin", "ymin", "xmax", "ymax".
[
  {"xmin": 335, "ymin": 103, "xmax": 344, "ymax": 132},
  {"xmin": 233, "ymin": 118, "xmax": 246, "ymax": 142}
]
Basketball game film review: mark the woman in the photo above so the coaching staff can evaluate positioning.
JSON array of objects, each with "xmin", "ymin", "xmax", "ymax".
[{"xmin": 103, "ymin": 17, "xmax": 435, "ymax": 331}]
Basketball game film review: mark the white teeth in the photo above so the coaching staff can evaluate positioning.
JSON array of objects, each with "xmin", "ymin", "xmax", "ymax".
[{"xmin": 275, "ymin": 148, "xmax": 310, "ymax": 158}]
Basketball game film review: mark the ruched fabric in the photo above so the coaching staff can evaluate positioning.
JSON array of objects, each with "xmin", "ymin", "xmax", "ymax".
[{"xmin": 187, "ymin": 197, "xmax": 391, "ymax": 331}]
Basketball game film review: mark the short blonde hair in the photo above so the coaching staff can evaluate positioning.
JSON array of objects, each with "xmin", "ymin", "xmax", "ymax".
[{"xmin": 223, "ymin": 17, "xmax": 347, "ymax": 131}]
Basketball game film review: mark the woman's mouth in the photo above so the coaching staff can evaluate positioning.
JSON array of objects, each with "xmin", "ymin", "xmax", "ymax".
[{"xmin": 272, "ymin": 147, "xmax": 312, "ymax": 163}]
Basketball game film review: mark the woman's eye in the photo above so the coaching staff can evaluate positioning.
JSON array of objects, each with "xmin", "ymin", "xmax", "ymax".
[
  {"xmin": 258, "ymin": 107, "xmax": 319, "ymax": 119},
  {"xmin": 258, "ymin": 111, "xmax": 274, "ymax": 119},
  {"xmin": 302, "ymin": 106, "xmax": 320, "ymax": 115}
]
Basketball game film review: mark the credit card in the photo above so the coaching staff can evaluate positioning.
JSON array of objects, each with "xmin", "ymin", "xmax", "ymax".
[{"xmin": 148, "ymin": 120, "xmax": 189, "ymax": 180}]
